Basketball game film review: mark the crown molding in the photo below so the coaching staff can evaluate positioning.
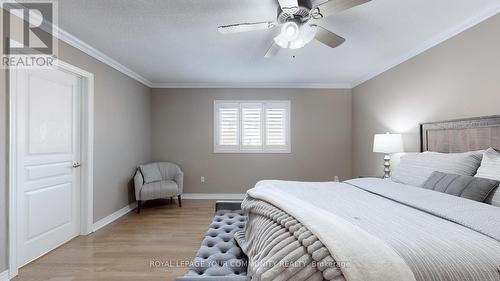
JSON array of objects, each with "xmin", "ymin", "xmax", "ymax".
[
  {"xmin": 352, "ymin": 6, "xmax": 500, "ymax": 87},
  {"xmin": 55, "ymin": 27, "xmax": 153, "ymax": 87},
  {"xmin": 150, "ymin": 82, "xmax": 352, "ymax": 89},
  {"xmin": 7, "ymin": 1, "xmax": 154, "ymax": 87}
]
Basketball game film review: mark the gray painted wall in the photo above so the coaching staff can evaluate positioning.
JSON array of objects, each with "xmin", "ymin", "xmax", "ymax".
[
  {"xmin": 0, "ymin": 41, "xmax": 151, "ymax": 271},
  {"xmin": 58, "ymin": 42, "xmax": 152, "ymax": 221},
  {"xmin": 352, "ymin": 14, "xmax": 500, "ymax": 177},
  {"xmin": 151, "ymin": 88, "xmax": 352, "ymax": 194}
]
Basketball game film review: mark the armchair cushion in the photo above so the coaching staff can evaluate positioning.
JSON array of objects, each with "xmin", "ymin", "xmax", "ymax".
[
  {"xmin": 141, "ymin": 180, "xmax": 180, "ymax": 201},
  {"xmin": 158, "ymin": 162, "xmax": 182, "ymax": 180},
  {"xmin": 140, "ymin": 163, "xmax": 162, "ymax": 183}
]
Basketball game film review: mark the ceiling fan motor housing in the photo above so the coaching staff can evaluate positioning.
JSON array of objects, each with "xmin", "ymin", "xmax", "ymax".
[{"xmin": 277, "ymin": 6, "xmax": 311, "ymax": 24}]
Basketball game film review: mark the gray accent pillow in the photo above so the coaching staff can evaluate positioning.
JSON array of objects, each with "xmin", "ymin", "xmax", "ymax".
[
  {"xmin": 422, "ymin": 171, "xmax": 498, "ymax": 202},
  {"xmin": 139, "ymin": 163, "xmax": 162, "ymax": 183},
  {"xmin": 391, "ymin": 151, "xmax": 483, "ymax": 187},
  {"xmin": 485, "ymin": 187, "xmax": 500, "ymax": 207}
]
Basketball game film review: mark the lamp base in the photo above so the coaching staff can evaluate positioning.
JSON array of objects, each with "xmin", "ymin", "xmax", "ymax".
[{"xmin": 383, "ymin": 154, "xmax": 391, "ymax": 179}]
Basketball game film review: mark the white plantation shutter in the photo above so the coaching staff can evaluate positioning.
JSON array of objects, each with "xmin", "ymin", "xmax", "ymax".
[
  {"xmin": 265, "ymin": 102, "xmax": 290, "ymax": 151},
  {"xmin": 215, "ymin": 102, "xmax": 239, "ymax": 151},
  {"xmin": 219, "ymin": 107, "xmax": 239, "ymax": 145},
  {"xmin": 214, "ymin": 100, "xmax": 290, "ymax": 153},
  {"xmin": 241, "ymin": 103, "xmax": 262, "ymax": 149}
]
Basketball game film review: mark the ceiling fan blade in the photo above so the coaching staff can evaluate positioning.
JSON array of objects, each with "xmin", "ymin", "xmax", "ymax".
[
  {"xmin": 311, "ymin": 0, "xmax": 371, "ymax": 19},
  {"xmin": 314, "ymin": 25, "xmax": 345, "ymax": 48},
  {"xmin": 278, "ymin": 0, "xmax": 299, "ymax": 15},
  {"xmin": 218, "ymin": 21, "xmax": 276, "ymax": 34},
  {"xmin": 264, "ymin": 42, "xmax": 281, "ymax": 58}
]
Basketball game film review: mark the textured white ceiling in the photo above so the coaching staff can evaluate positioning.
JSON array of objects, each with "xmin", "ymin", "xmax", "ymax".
[{"xmin": 58, "ymin": 0, "xmax": 500, "ymax": 86}]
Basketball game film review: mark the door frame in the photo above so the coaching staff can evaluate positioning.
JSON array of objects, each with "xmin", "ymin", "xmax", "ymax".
[{"xmin": 8, "ymin": 60, "xmax": 95, "ymax": 279}]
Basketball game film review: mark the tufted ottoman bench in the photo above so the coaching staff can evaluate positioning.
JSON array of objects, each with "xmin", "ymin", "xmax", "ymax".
[{"xmin": 176, "ymin": 201, "xmax": 250, "ymax": 281}]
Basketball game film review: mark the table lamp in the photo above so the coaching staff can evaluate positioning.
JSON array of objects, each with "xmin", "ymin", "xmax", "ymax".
[{"xmin": 373, "ymin": 133, "xmax": 404, "ymax": 178}]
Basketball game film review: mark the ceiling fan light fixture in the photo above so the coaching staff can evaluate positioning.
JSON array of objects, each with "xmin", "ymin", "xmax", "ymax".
[
  {"xmin": 300, "ymin": 24, "xmax": 317, "ymax": 42},
  {"xmin": 274, "ymin": 34, "xmax": 290, "ymax": 49},
  {"xmin": 281, "ymin": 22, "xmax": 300, "ymax": 41},
  {"xmin": 289, "ymin": 24, "xmax": 317, "ymax": 49}
]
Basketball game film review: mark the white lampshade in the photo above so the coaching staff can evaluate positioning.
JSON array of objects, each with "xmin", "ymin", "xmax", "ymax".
[{"xmin": 373, "ymin": 133, "xmax": 404, "ymax": 153}]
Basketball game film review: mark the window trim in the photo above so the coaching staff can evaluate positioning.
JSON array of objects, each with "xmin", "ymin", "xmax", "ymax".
[{"xmin": 214, "ymin": 100, "xmax": 291, "ymax": 154}]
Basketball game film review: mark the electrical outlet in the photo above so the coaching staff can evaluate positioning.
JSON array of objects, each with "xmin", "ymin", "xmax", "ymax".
[{"xmin": 201, "ymin": 176, "xmax": 205, "ymax": 183}]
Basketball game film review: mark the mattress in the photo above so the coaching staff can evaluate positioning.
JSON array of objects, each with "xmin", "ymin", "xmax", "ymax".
[{"xmin": 236, "ymin": 178, "xmax": 500, "ymax": 281}]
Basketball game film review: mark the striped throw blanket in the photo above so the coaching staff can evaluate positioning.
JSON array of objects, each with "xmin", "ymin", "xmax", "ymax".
[{"xmin": 235, "ymin": 197, "xmax": 345, "ymax": 281}]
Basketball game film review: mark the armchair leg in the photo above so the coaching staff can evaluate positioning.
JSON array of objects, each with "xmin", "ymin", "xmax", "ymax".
[
  {"xmin": 170, "ymin": 197, "xmax": 173, "ymax": 204},
  {"xmin": 177, "ymin": 195, "xmax": 182, "ymax": 208},
  {"xmin": 137, "ymin": 200, "xmax": 142, "ymax": 214}
]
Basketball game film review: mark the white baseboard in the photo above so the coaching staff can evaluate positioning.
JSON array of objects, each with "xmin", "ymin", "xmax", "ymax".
[
  {"xmin": 0, "ymin": 270, "xmax": 9, "ymax": 281},
  {"xmin": 182, "ymin": 193, "xmax": 246, "ymax": 200},
  {"xmin": 92, "ymin": 195, "xmax": 244, "ymax": 232},
  {"xmin": 93, "ymin": 202, "xmax": 138, "ymax": 232}
]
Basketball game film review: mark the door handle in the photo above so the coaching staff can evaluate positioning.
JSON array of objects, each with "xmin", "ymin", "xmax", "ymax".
[{"xmin": 72, "ymin": 161, "xmax": 81, "ymax": 168}]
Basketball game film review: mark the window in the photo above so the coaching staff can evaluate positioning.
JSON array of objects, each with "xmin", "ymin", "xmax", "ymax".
[{"xmin": 214, "ymin": 100, "xmax": 290, "ymax": 153}]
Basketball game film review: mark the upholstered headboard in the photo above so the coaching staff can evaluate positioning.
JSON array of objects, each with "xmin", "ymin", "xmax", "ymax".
[{"xmin": 420, "ymin": 115, "xmax": 500, "ymax": 153}]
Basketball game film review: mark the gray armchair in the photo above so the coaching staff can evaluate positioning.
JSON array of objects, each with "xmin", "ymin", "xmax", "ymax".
[{"xmin": 134, "ymin": 162, "xmax": 184, "ymax": 213}]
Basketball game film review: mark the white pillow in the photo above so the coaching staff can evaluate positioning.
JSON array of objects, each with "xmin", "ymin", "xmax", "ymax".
[
  {"xmin": 476, "ymin": 148, "xmax": 500, "ymax": 180},
  {"xmin": 475, "ymin": 148, "xmax": 500, "ymax": 207},
  {"xmin": 391, "ymin": 151, "xmax": 483, "ymax": 187}
]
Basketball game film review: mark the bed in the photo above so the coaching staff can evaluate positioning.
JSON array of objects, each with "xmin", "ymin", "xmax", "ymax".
[{"xmin": 236, "ymin": 115, "xmax": 500, "ymax": 281}]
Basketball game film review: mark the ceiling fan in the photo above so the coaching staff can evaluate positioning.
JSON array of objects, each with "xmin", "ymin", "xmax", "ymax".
[{"xmin": 218, "ymin": 0, "xmax": 371, "ymax": 57}]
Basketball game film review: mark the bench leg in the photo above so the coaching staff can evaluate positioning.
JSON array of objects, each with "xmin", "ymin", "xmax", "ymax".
[{"xmin": 177, "ymin": 195, "xmax": 182, "ymax": 208}]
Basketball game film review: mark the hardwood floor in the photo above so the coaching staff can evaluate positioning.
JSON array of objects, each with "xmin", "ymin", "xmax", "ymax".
[{"xmin": 13, "ymin": 199, "xmax": 216, "ymax": 281}]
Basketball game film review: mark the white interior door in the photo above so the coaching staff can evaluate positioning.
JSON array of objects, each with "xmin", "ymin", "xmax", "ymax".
[{"xmin": 16, "ymin": 67, "xmax": 82, "ymax": 267}]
